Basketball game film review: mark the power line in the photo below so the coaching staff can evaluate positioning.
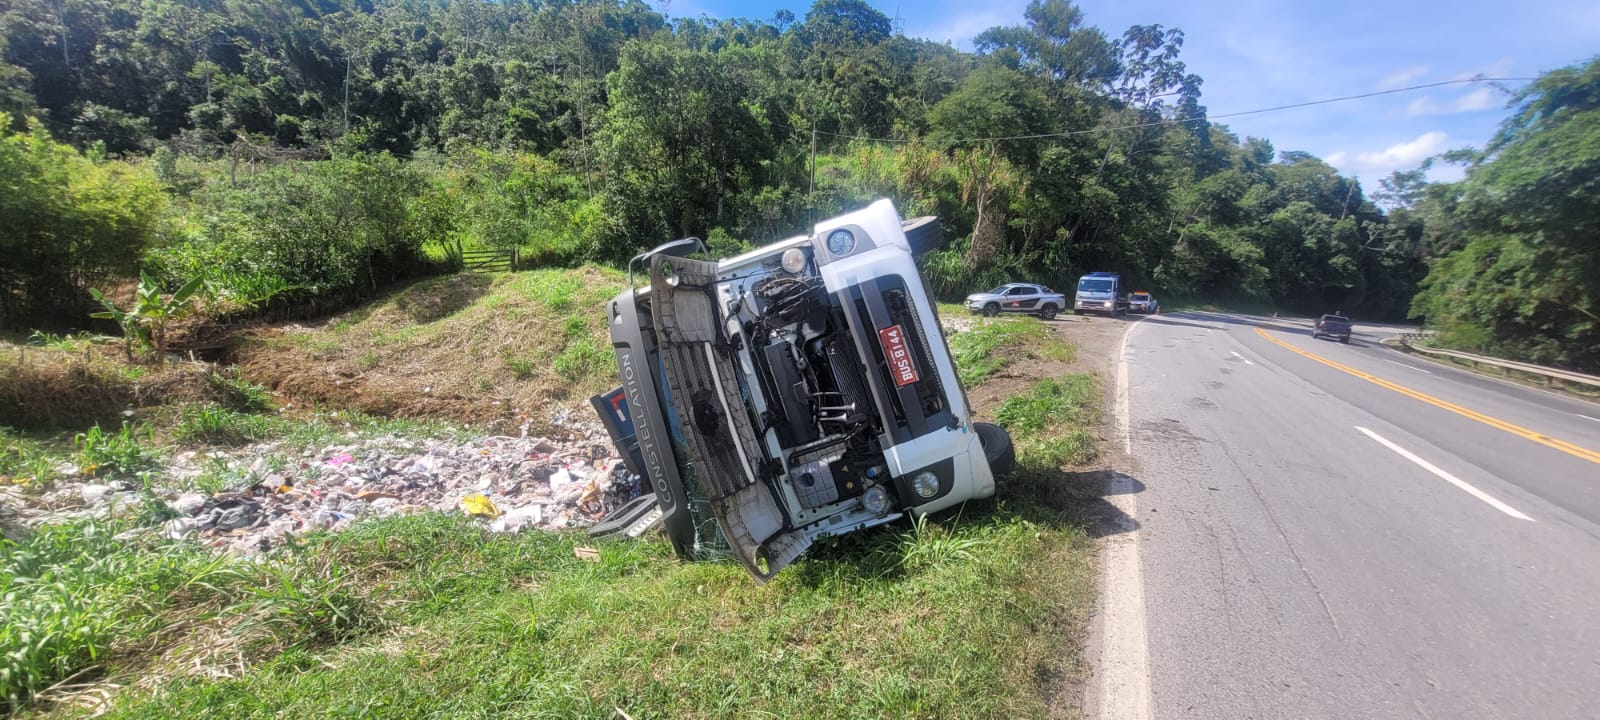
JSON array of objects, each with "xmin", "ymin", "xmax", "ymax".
[{"xmin": 814, "ymin": 76, "xmax": 1540, "ymax": 145}]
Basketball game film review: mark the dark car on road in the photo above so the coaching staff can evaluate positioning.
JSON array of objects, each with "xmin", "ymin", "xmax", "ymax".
[{"xmin": 1312, "ymin": 314, "xmax": 1352, "ymax": 343}]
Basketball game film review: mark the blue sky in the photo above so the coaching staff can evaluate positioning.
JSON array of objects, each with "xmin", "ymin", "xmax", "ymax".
[{"xmin": 656, "ymin": 0, "xmax": 1600, "ymax": 188}]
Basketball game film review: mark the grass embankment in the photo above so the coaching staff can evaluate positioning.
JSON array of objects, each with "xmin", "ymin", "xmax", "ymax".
[
  {"xmin": 14, "ymin": 506, "xmax": 1092, "ymax": 719},
  {"xmin": 946, "ymin": 316, "xmax": 1075, "ymax": 386},
  {"xmin": 6, "ymin": 275, "xmax": 1103, "ymax": 718},
  {"xmin": 236, "ymin": 267, "xmax": 625, "ymax": 431}
]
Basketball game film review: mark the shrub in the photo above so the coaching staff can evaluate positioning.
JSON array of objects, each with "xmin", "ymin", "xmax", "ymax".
[
  {"xmin": 0, "ymin": 114, "xmax": 169, "ymax": 327},
  {"xmin": 146, "ymin": 152, "xmax": 437, "ymax": 311}
]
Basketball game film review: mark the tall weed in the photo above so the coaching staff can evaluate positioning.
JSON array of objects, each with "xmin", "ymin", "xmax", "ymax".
[{"xmin": 72, "ymin": 421, "xmax": 158, "ymax": 477}]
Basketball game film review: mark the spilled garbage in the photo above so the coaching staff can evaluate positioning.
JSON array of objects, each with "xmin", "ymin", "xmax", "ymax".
[{"xmin": 0, "ymin": 415, "xmax": 653, "ymax": 556}]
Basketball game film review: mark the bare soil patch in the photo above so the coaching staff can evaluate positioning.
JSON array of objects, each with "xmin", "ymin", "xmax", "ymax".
[
  {"xmin": 233, "ymin": 268, "xmax": 625, "ymax": 433},
  {"xmin": 0, "ymin": 344, "xmax": 244, "ymax": 431}
]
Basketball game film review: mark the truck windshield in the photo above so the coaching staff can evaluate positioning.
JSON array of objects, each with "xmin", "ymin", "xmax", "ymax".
[{"xmin": 1078, "ymin": 279, "xmax": 1114, "ymax": 293}]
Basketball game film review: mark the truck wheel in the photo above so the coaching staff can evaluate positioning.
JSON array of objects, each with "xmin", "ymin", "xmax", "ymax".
[
  {"xmin": 981, "ymin": 303, "xmax": 1000, "ymax": 317},
  {"xmin": 975, "ymin": 422, "xmax": 1015, "ymax": 479},
  {"xmin": 1038, "ymin": 304, "xmax": 1058, "ymax": 321}
]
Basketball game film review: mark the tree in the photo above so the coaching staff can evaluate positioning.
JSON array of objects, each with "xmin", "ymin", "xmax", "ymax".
[
  {"xmin": 596, "ymin": 38, "xmax": 773, "ymax": 257},
  {"xmin": 802, "ymin": 0, "xmax": 891, "ymax": 46},
  {"xmin": 1411, "ymin": 56, "xmax": 1600, "ymax": 370},
  {"xmin": 975, "ymin": 0, "xmax": 1120, "ymax": 96}
]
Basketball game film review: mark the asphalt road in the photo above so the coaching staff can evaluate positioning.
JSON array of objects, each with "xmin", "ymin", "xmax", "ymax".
[{"xmin": 1125, "ymin": 311, "xmax": 1600, "ymax": 720}]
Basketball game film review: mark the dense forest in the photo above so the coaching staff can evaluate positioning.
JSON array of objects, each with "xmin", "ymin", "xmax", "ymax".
[{"xmin": 1, "ymin": 0, "xmax": 1595, "ymax": 369}]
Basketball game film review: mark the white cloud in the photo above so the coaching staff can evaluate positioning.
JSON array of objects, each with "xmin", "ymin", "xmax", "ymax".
[
  {"xmin": 1452, "ymin": 87, "xmax": 1500, "ymax": 112},
  {"xmin": 1404, "ymin": 97, "xmax": 1442, "ymax": 116},
  {"xmin": 1404, "ymin": 87, "xmax": 1507, "ymax": 116},
  {"xmin": 1378, "ymin": 65, "xmax": 1430, "ymax": 89},
  {"xmin": 1328, "ymin": 131, "xmax": 1449, "ymax": 180},
  {"xmin": 904, "ymin": 2, "xmax": 1027, "ymax": 49}
]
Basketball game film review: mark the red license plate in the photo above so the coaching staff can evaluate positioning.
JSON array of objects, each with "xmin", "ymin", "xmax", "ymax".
[{"xmin": 878, "ymin": 324, "xmax": 920, "ymax": 387}]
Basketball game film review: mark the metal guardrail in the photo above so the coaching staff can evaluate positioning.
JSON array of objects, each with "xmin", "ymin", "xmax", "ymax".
[{"xmin": 1398, "ymin": 338, "xmax": 1600, "ymax": 390}]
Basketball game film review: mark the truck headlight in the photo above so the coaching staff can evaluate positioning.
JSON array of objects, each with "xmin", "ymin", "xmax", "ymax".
[
  {"xmin": 781, "ymin": 248, "xmax": 807, "ymax": 274},
  {"xmin": 912, "ymin": 471, "xmax": 940, "ymax": 498},
  {"xmin": 862, "ymin": 484, "xmax": 893, "ymax": 516},
  {"xmin": 826, "ymin": 229, "xmax": 856, "ymax": 256}
]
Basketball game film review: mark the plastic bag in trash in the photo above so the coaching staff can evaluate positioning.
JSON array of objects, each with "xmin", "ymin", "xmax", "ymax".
[{"xmin": 460, "ymin": 493, "xmax": 501, "ymax": 518}]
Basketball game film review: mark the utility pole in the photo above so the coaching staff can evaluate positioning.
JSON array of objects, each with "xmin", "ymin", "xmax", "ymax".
[
  {"xmin": 343, "ymin": 55, "xmax": 351, "ymax": 135},
  {"xmin": 808, "ymin": 126, "xmax": 818, "ymax": 226},
  {"xmin": 57, "ymin": 0, "xmax": 69, "ymax": 65}
]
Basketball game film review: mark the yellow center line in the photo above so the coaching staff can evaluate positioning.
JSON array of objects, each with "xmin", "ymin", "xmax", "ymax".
[{"xmin": 1253, "ymin": 327, "xmax": 1600, "ymax": 466}]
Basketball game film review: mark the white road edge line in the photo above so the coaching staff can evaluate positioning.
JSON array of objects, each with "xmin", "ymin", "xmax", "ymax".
[
  {"xmin": 1579, "ymin": 414, "xmax": 1600, "ymax": 424},
  {"xmin": 1354, "ymin": 426, "xmax": 1533, "ymax": 521},
  {"xmin": 1230, "ymin": 350, "xmax": 1255, "ymax": 366},
  {"xmin": 1118, "ymin": 327, "xmax": 1134, "ymax": 455},
  {"xmin": 1382, "ymin": 358, "xmax": 1433, "ymax": 374},
  {"xmin": 1094, "ymin": 323, "xmax": 1153, "ymax": 720}
]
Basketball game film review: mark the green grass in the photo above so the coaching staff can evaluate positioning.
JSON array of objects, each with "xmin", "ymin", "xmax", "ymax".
[
  {"xmin": 1, "ymin": 520, "xmax": 388, "ymax": 715},
  {"xmin": 73, "ymin": 422, "xmax": 160, "ymax": 478},
  {"xmin": 996, "ymin": 375, "xmax": 1100, "ymax": 468},
  {"xmin": 173, "ymin": 404, "xmax": 291, "ymax": 446},
  {"xmin": 171, "ymin": 406, "xmax": 476, "ymax": 450},
  {"xmin": 947, "ymin": 317, "xmax": 1075, "ymax": 386},
  {"xmin": 0, "ymin": 429, "xmax": 67, "ymax": 487},
  {"xmin": 204, "ymin": 372, "xmax": 273, "ymax": 413},
  {"xmin": 10, "ymin": 498, "xmax": 1093, "ymax": 719}
]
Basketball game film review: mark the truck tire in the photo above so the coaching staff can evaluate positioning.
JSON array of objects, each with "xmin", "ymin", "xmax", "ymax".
[
  {"xmin": 981, "ymin": 303, "xmax": 1000, "ymax": 317},
  {"xmin": 975, "ymin": 422, "xmax": 1015, "ymax": 479},
  {"xmin": 1038, "ymin": 304, "xmax": 1058, "ymax": 321}
]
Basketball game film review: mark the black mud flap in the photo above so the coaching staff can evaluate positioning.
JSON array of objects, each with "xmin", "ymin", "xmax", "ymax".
[{"xmin": 651, "ymin": 255, "xmax": 810, "ymax": 582}]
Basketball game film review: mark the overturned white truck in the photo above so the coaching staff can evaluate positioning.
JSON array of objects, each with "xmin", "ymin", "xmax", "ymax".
[{"xmin": 589, "ymin": 200, "xmax": 1014, "ymax": 581}]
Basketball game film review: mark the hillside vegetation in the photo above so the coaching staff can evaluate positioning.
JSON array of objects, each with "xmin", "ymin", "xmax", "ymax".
[{"xmin": 5, "ymin": 1, "xmax": 1595, "ymax": 366}]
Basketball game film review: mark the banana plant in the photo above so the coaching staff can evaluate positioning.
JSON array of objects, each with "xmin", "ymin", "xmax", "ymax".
[{"xmin": 90, "ymin": 272, "xmax": 208, "ymax": 362}]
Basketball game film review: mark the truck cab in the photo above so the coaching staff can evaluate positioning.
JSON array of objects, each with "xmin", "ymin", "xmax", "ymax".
[
  {"xmin": 594, "ymin": 200, "xmax": 1013, "ymax": 582},
  {"xmin": 1074, "ymin": 272, "xmax": 1128, "ymax": 316}
]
